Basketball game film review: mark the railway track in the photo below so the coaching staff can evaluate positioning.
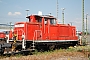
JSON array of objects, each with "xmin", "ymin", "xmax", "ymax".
[
  {"xmin": 1, "ymin": 50, "xmax": 33, "ymax": 57},
  {"xmin": 0, "ymin": 45, "xmax": 90, "ymax": 60},
  {"xmin": 0, "ymin": 44, "xmax": 79, "ymax": 56}
]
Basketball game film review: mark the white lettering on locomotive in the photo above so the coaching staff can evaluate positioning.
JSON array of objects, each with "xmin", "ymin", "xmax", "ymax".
[{"xmin": 15, "ymin": 24, "xmax": 24, "ymax": 27}]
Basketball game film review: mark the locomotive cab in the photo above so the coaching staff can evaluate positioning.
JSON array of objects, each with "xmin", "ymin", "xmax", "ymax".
[
  {"xmin": 26, "ymin": 15, "xmax": 57, "ymax": 25},
  {"xmin": 26, "ymin": 15, "xmax": 42, "ymax": 23}
]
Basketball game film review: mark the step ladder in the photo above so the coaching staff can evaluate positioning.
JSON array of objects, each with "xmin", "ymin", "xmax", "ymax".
[{"xmin": 32, "ymin": 30, "xmax": 42, "ymax": 51}]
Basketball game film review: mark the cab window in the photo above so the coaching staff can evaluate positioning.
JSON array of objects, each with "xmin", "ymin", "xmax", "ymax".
[{"xmin": 50, "ymin": 18, "xmax": 56, "ymax": 25}]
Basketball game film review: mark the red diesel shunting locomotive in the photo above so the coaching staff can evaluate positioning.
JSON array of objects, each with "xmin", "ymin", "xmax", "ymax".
[
  {"xmin": 10, "ymin": 15, "xmax": 78, "ymax": 50},
  {"xmin": 0, "ymin": 14, "xmax": 78, "ymax": 54}
]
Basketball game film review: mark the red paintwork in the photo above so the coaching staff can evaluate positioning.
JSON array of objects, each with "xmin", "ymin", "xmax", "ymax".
[
  {"xmin": 11, "ymin": 15, "xmax": 78, "ymax": 41},
  {"xmin": 0, "ymin": 32, "xmax": 5, "ymax": 39},
  {"xmin": 9, "ymin": 31, "xmax": 13, "ymax": 40}
]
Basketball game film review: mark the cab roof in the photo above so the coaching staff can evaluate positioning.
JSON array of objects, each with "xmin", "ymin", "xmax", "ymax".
[{"xmin": 26, "ymin": 15, "xmax": 56, "ymax": 19}]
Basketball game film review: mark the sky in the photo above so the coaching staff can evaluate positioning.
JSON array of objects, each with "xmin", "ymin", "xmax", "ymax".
[{"xmin": 0, "ymin": 0, "xmax": 90, "ymax": 32}]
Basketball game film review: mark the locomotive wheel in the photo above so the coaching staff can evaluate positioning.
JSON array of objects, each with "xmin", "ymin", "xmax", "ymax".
[{"xmin": 49, "ymin": 45, "xmax": 55, "ymax": 51}]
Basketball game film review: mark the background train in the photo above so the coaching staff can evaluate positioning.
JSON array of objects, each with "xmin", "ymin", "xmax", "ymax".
[{"xmin": 0, "ymin": 14, "xmax": 78, "ymax": 54}]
